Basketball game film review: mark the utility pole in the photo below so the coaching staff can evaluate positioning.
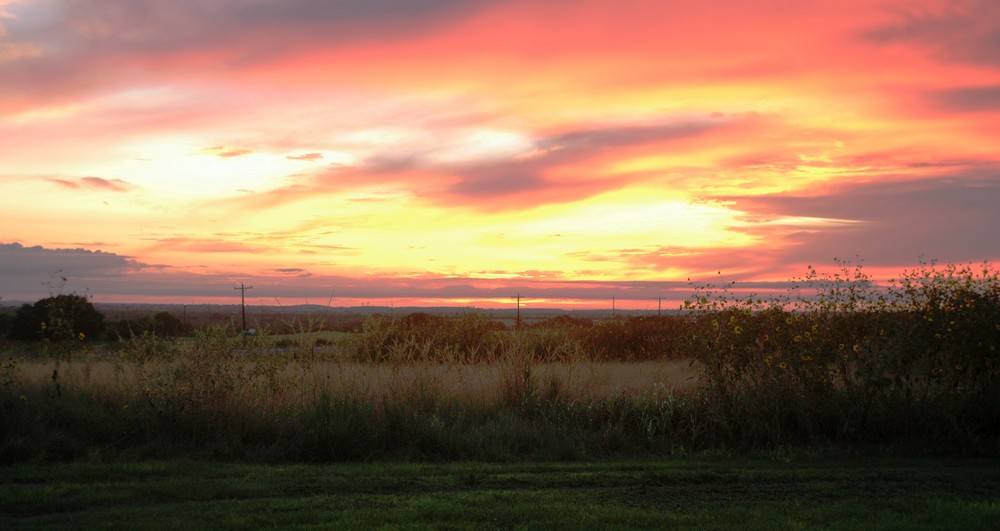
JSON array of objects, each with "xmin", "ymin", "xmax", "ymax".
[
  {"xmin": 656, "ymin": 296, "xmax": 664, "ymax": 317},
  {"xmin": 234, "ymin": 283, "xmax": 253, "ymax": 332},
  {"xmin": 612, "ymin": 296, "xmax": 616, "ymax": 318},
  {"xmin": 513, "ymin": 294, "xmax": 522, "ymax": 330}
]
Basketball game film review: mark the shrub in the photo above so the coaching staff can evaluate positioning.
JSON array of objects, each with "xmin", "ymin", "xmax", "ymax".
[
  {"xmin": 9, "ymin": 294, "xmax": 104, "ymax": 342},
  {"xmin": 683, "ymin": 260, "xmax": 1000, "ymax": 452}
]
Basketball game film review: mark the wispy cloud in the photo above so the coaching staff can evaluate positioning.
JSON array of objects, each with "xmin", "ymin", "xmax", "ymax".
[
  {"xmin": 201, "ymin": 145, "xmax": 253, "ymax": 158},
  {"xmin": 711, "ymin": 170, "xmax": 1000, "ymax": 267},
  {"xmin": 46, "ymin": 176, "xmax": 133, "ymax": 192},
  {"xmin": 932, "ymin": 85, "xmax": 1000, "ymax": 112},
  {"xmin": 865, "ymin": 0, "xmax": 1000, "ymax": 67},
  {"xmin": 286, "ymin": 152, "xmax": 323, "ymax": 161}
]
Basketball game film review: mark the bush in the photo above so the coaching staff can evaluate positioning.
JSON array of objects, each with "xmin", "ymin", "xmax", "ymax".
[
  {"xmin": 348, "ymin": 311, "xmax": 508, "ymax": 363},
  {"xmin": 580, "ymin": 316, "xmax": 688, "ymax": 360},
  {"xmin": 683, "ymin": 260, "xmax": 1000, "ymax": 452},
  {"xmin": 8, "ymin": 294, "xmax": 104, "ymax": 342},
  {"xmin": 108, "ymin": 311, "xmax": 192, "ymax": 340}
]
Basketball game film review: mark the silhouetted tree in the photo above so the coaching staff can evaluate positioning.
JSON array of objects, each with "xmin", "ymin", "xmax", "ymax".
[
  {"xmin": 152, "ymin": 311, "xmax": 187, "ymax": 337},
  {"xmin": 9, "ymin": 295, "xmax": 105, "ymax": 341},
  {"xmin": 0, "ymin": 307, "xmax": 12, "ymax": 339}
]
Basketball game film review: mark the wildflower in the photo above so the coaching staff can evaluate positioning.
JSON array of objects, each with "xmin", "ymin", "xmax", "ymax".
[
  {"xmin": 793, "ymin": 335, "xmax": 803, "ymax": 343},
  {"xmin": 733, "ymin": 326, "xmax": 743, "ymax": 335},
  {"xmin": 778, "ymin": 362, "xmax": 788, "ymax": 370},
  {"xmin": 20, "ymin": 395, "xmax": 27, "ymax": 401},
  {"xmin": 78, "ymin": 332, "xmax": 86, "ymax": 341},
  {"xmin": 800, "ymin": 355, "xmax": 813, "ymax": 362},
  {"xmin": 40, "ymin": 321, "xmax": 47, "ymax": 330},
  {"xmin": 764, "ymin": 355, "xmax": 773, "ymax": 366},
  {"xmin": 838, "ymin": 343, "xmax": 846, "ymax": 350},
  {"xmin": 123, "ymin": 404, "xmax": 129, "ymax": 409},
  {"xmin": 852, "ymin": 343, "xmax": 861, "ymax": 353}
]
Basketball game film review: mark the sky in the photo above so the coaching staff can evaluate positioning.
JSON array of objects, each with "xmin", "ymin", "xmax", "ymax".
[{"xmin": 1, "ymin": 0, "xmax": 999, "ymax": 309}]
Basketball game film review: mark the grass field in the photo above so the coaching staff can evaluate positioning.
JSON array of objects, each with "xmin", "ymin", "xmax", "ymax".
[{"xmin": 2, "ymin": 457, "xmax": 998, "ymax": 529}]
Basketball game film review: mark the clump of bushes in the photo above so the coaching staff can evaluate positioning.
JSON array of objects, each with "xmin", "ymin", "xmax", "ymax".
[
  {"xmin": 7, "ymin": 294, "xmax": 105, "ymax": 342},
  {"xmin": 684, "ymin": 261, "xmax": 1000, "ymax": 451},
  {"xmin": 107, "ymin": 311, "xmax": 192, "ymax": 339},
  {"xmin": 347, "ymin": 311, "xmax": 508, "ymax": 363}
]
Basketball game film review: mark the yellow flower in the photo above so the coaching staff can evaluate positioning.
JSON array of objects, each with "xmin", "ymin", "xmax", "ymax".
[
  {"xmin": 793, "ymin": 335, "xmax": 803, "ymax": 343},
  {"xmin": 852, "ymin": 343, "xmax": 861, "ymax": 353},
  {"xmin": 778, "ymin": 362, "xmax": 788, "ymax": 370},
  {"xmin": 40, "ymin": 321, "xmax": 47, "ymax": 330},
  {"xmin": 764, "ymin": 355, "xmax": 773, "ymax": 366},
  {"xmin": 801, "ymin": 355, "xmax": 813, "ymax": 362},
  {"xmin": 78, "ymin": 332, "xmax": 86, "ymax": 340},
  {"xmin": 733, "ymin": 326, "xmax": 743, "ymax": 334},
  {"xmin": 19, "ymin": 395, "xmax": 27, "ymax": 401}
]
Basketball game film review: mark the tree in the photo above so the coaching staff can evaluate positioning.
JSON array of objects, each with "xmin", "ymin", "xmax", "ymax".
[
  {"xmin": 0, "ymin": 308, "xmax": 12, "ymax": 339},
  {"xmin": 153, "ymin": 311, "xmax": 188, "ymax": 337},
  {"xmin": 8, "ymin": 294, "xmax": 105, "ymax": 341}
]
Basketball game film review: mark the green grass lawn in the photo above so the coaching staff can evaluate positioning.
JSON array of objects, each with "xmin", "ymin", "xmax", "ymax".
[{"xmin": 3, "ymin": 457, "xmax": 998, "ymax": 530}]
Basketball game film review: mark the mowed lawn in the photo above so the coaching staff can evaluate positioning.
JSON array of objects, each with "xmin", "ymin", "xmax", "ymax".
[{"xmin": 3, "ymin": 458, "xmax": 998, "ymax": 530}]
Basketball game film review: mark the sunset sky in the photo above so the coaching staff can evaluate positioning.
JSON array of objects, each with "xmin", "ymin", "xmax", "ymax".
[{"xmin": 2, "ymin": 0, "xmax": 999, "ymax": 309}]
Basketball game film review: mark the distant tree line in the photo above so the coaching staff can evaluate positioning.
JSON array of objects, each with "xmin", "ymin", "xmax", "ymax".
[{"xmin": 0, "ymin": 295, "xmax": 192, "ymax": 342}]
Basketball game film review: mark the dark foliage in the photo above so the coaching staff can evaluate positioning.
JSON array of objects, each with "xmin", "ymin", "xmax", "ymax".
[
  {"xmin": 8, "ymin": 295, "xmax": 104, "ymax": 342},
  {"xmin": 108, "ymin": 311, "xmax": 192, "ymax": 339}
]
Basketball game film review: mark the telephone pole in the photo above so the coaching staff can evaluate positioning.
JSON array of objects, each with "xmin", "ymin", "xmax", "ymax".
[
  {"xmin": 656, "ymin": 296, "xmax": 664, "ymax": 317},
  {"xmin": 234, "ymin": 283, "xmax": 253, "ymax": 332},
  {"xmin": 513, "ymin": 294, "xmax": 522, "ymax": 330}
]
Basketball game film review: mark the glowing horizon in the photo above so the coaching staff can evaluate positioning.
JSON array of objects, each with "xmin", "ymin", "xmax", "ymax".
[{"xmin": 2, "ymin": 0, "xmax": 998, "ymax": 309}]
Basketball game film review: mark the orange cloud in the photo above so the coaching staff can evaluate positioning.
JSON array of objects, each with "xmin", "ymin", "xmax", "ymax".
[{"xmin": 46, "ymin": 176, "xmax": 133, "ymax": 192}]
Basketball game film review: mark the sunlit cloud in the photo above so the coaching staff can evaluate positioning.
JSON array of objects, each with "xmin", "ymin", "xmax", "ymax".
[
  {"xmin": 201, "ymin": 145, "xmax": 253, "ymax": 158},
  {"xmin": 286, "ymin": 153, "xmax": 323, "ymax": 162},
  {"xmin": 46, "ymin": 176, "xmax": 133, "ymax": 192}
]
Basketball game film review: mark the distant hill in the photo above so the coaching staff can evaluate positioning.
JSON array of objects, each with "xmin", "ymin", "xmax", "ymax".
[{"xmin": 90, "ymin": 302, "xmax": 679, "ymax": 319}]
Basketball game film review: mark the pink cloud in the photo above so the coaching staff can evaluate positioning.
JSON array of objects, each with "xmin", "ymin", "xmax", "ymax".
[{"xmin": 46, "ymin": 176, "xmax": 133, "ymax": 192}]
